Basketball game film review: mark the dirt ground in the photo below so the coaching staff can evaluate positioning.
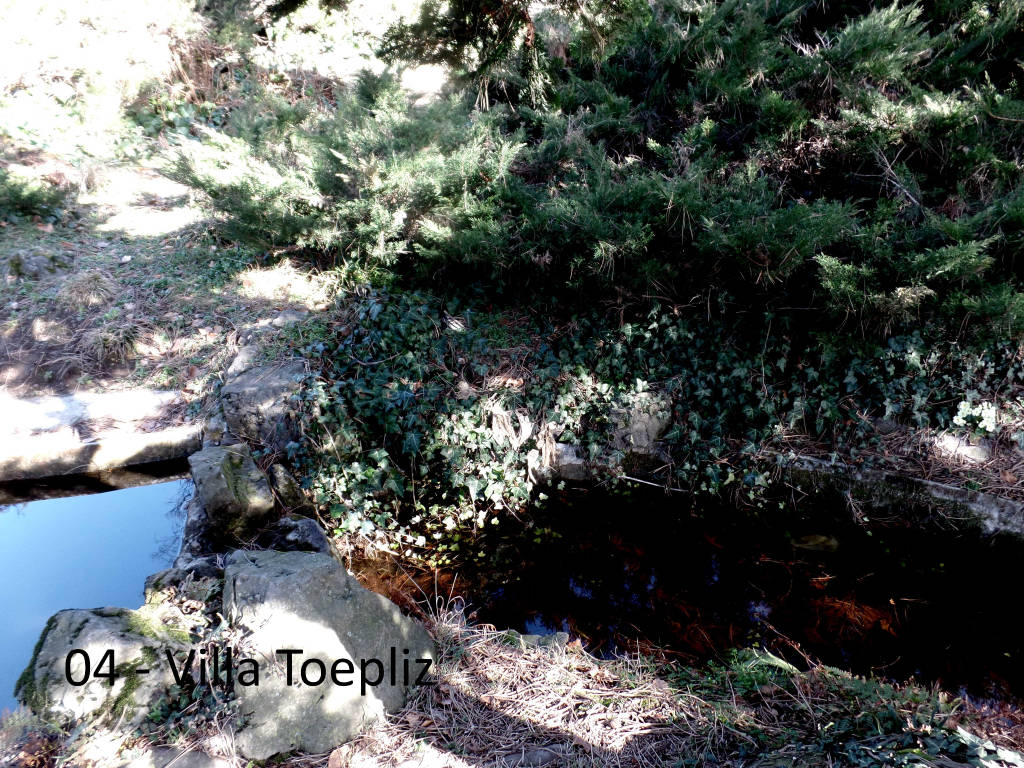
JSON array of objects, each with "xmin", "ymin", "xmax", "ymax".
[{"xmin": 1, "ymin": 158, "xmax": 336, "ymax": 400}]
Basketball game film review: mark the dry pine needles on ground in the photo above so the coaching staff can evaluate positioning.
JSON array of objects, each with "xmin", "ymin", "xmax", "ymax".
[{"xmin": 330, "ymin": 610, "xmax": 724, "ymax": 768}]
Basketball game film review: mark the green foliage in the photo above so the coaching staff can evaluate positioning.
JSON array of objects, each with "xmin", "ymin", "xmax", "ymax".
[
  {"xmin": 170, "ymin": 128, "xmax": 325, "ymax": 248},
  {"xmin": 379, "ymin": 0, "xmax": 535, "ymax": 81},
  {"xmin": 169, "ymin": 0, "xmax": 1024, "ymax": 547},
  {"xmin": 128, "ymin": 89, "xmax": 227, "ymax": 137},
  {"xmin": 823, "ymin": 3, "xmax": 933, "ymax": 86},
  {"xmin": 378, "ymin": 0, "xmax": 635, "ymax": 93},
  {"xmin": 171, "ymin": 73, "xmax": 520, "ymax": 273},
  {"xmin": 0, "ymin": 167, "xmax": 68, "ymax": 222},
  {"xmin": 671, "ymin": 649, "xmax": 982, "ymax": 767},
  {"xmin": 174, "ymin": 0, "xmax": 1024, "ymax": 338},
  {"xmin": 293, "ymin": 287, "xmax": 1024, "ymax": 556}
]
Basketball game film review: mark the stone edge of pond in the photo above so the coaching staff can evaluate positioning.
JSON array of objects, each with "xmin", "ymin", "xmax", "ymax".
[
  {"xmin": 781, "ymin": 453, "xmax": 1024, "ymax": 538},
  {"xmin": 0, "ymin": 389, "xmax": 201, "ymax": 483}
]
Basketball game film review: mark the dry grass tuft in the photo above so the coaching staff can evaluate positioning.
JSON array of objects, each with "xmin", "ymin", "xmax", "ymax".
[
  {"xmin": 57, "ymin": 269, "xmax": 117, "ymax": 310},
  {"xmin": 167, "ymin": 33, "xmax": 236, "ymax": 108},
  {"xmin": 235, "ymin": 258, "xmax": 336, "ymax": 309},
  {"xmin": 303, "ymin": 604, "xmax": 1024, "ymax": 767},
  {"xmin": 77, "ymin": 314, "xmax": 151, "ymax": 365}
]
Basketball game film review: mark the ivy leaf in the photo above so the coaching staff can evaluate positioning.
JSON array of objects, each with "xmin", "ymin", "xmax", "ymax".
[{"xmin": 465, "ymin": 476, "xmax": 484, "ymax": 501}]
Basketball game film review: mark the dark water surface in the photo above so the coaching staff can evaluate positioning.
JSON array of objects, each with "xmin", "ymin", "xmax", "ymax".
[
  {"xmin": 0, "ymin": 475, "xmax": 192, "ymax": 713},
  {"xmin": 420, "ymin": 488, "xmax": 1024, "ymax": 701}
]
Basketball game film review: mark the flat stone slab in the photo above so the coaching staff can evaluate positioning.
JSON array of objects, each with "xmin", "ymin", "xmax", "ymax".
[
  {"xmin": 0, "ymin": 424, "xmax": 201, "ymax": 482},
  {"xmin": 223, "ymin": 550, "xmax": 435, "ymax": 759},
  {"xmin": 0, "ymin": 389, "xmax": 198, "ymax": 481},
  {"xmin": 0, "ymin": 389, "xmax": 184, "ymax": 436}
]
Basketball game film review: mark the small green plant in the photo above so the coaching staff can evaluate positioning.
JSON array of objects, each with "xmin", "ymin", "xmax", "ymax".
[
  {"xmin": 0, "ymin": 168, "xmax": 68, "ymax": 222},
  {"xmin": 669, "ymin": 649, "xmax": 976, "ymax": 766},
  {"xmin": 952, "ymin": 400, "xmax": 999, "ymax": 435},
  {"xmin": 129, "ymin": 91, "xmax": 225, "ymax": 137}
]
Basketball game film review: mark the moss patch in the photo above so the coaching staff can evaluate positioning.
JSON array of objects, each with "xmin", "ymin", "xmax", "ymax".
[
  {"xmin": 13, "ymin": 614, "xmax": 59, "ymax": 712},
  {"xmin": 126, "ymin": 608, "xmax": 193, "ymax": 646}
]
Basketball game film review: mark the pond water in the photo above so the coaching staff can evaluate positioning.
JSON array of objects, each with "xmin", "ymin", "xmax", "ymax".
[
  {"xmin": 372, "ymin": 486, "xmax": 1024, "ymax": 703},
  {"xmin": 0, "ymin": 473, "xmax": 192, "ymax": 713}
]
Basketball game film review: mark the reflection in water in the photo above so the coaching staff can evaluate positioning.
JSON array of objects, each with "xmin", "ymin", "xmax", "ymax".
[
  {"xmin": 0, "ymin": 458, "xmax": 189, "ymax": 505},
  {"xmin": 153, "ymin": 480, "xmax": 191, "ymax": 564},
  {"xmin": 0, "ymin": 478, "xmax": 192, "ymax": 714},
  {"xmin": 358, "ymin": 486, "xmax": 1024, "ymax": 704}
]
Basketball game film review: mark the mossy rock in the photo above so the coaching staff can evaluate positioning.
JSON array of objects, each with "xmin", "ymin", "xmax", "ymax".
[
  {"xmin": 15, "ymin": 606, "xmax": 191, "ymax": 726},
  {"xmin": 188, "ymin": 443, "xmax": 275, "ymax": 539}
]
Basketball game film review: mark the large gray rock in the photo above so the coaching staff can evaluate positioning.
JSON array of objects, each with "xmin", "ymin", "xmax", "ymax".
[
  {"xmin": 16, "ymin": 607, "xmax": 190, "ymax": 726},
  {"xmin": 175, "ymin": 496, "xmax": 216, "ymax": 563},
  {"xmin": 6, "ymin": 248, "xmax": 72, "ymax": 279},
  {"xmin": 220, "ymin": 362, "xmax": 305, "ymax": 451},
  {"xmin": 223, "ymin": 550, "xmax": 435, "ymax": 759},
  {"xmin": 188, "ymin": 444, "xmax": 274, "ymax": 539}
]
